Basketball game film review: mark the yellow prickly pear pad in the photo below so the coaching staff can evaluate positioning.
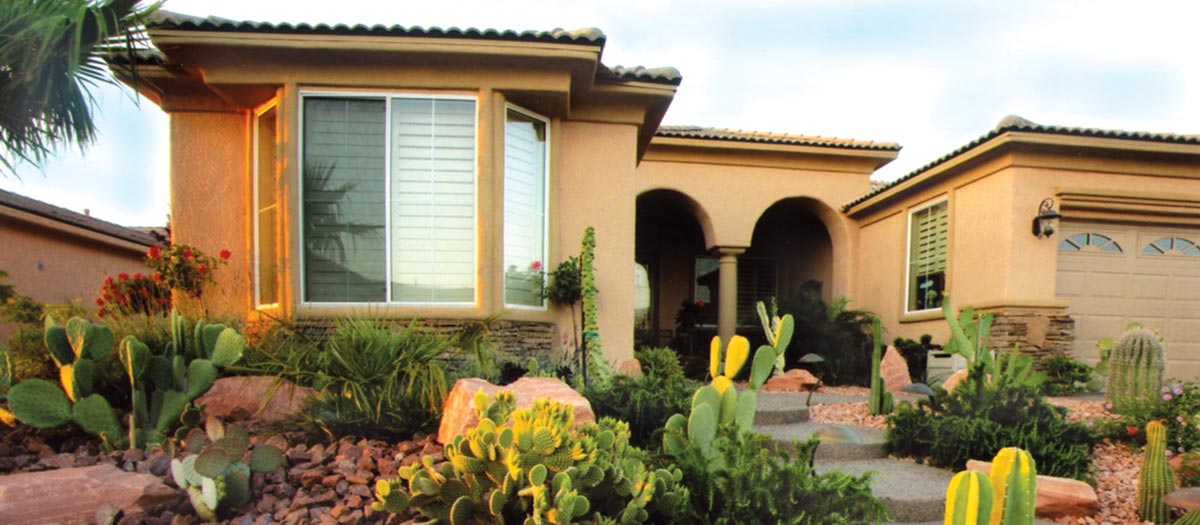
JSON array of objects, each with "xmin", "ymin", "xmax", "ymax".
[
  {"xmin": 724, "ymin": 335, "xmax": 750, "ymax": 378},
  {"xmin": 711, "ymin": 375, "xmax": 733, "ymax": 395},
  {"xmin": 709, "ymin": 336, "xmax": 722, "ymax": 378}
]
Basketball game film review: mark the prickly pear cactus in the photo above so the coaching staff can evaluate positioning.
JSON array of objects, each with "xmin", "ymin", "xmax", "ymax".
[
  {"xmin": 944, "ymin": 470, "xmax": 993, "ymax": 525},
  {"xmin": 1106, "ymin": 325, "xmax": 1165, "ymax": 412},
  {"xmin": 868, "ymin": 317, "xmax": 893, "ymax": 416},
  {"xmin": 1138, "ymin": 420, "xmax": 1176, "ymax": 524},
  {"xmin": 374, "ymin": 392, "xmax": 686, "ymax": 524},
  {"xmin": 755, "ymin": 300, "xmax": 794, "ymax": 377},
  {"xmin": 171, "ymin": 417, "xmax": 284, "ymax": 521}
]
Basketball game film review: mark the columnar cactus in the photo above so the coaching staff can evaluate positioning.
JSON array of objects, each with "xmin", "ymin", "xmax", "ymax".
[
  {"xmin": 171, "ymin": 417, "xmax": 284, "ymax": 521},
  {"xmin": 579, "ymin": 227, "xmax": 608, "ymax": 385},
  {"xmin": 1177, "ymin": 511, "xmax": 1200, "ymax": 525},
  {"xmin": 868, "ymin": 317, "xmax": 893, "ymax": 416},
  {"xmin": 1138, "ymin": 420, "xmax": 1176, "ymax": 524},
  {"xmin": 1106, "ymin": 325, "xmax": 1165, "ymax": 411},
  {"xmin": 374, "ymin": 391, "xmax": 686, "ymax": 524},
  {"xmin": 989, "ymin": 447, "xmax": 1037, "ymax": 525},
  {"xmin": 944, "ymin": 470, "xmax": 993, "ymax": 525},
  {"xmin": 942, "ymin": 447, "xmax": 1036, "ymax": 525},
  {"xmin": 755, "ymin": 300, "xmax": 794, "ymax": 377}
]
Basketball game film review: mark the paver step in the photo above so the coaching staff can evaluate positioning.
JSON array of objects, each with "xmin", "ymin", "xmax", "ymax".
[
  {"xmin": 754, "ymin": 421, "xmax": 889, "ymax": 461},
  {"xmin": 815, "ymin": 458, "xmax": 952, "ymax": 523},
  {"xmin": 753, "ymin": 405, "xmax": 809, "ymax": 425}
]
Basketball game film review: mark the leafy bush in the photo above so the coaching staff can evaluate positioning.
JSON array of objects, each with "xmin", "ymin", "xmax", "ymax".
[
  {"xmin": 1090, "ymin": 381, "xmax": 1200, "ymax": 453},
  {"xmin": 635, "ymin": 346, "xmax": 684, "ymax": 380},
  {"xmin": 1041, "ymin": 355, "xmax": 1095, "ymax": 396},
  {"xmin": 667, "ymin": 427, "xmax": 889, "ymax": 524},
  {"xmin": 495, "ymin": 355, "xmax": 576, "ymax": 386},
  {"xmin": 581, "ymin": 374, "xmax": 694, "ymax": 448},
  {"xmin": 246, "ymin": 318, "xmax": 457, "ymax": 440},
  {"xmin": 887, "ymin": 368, "xmax": 1095, "ymax": 481},
  {"xmin": 777, "ymin": 287, "xmax": 874, "ymax": 385}
]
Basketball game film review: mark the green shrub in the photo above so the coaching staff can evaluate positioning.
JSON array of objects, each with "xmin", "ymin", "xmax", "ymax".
[
  {"xmin": 892, "ymin": 335, "xmax": 935, "ymax": 384},
  {"xmin": 495, "ymin": 355, "xmax": 576, "ymax": 386},
  {"xmin": 1090, "ymin": 381, "xmax": 1200, "ymax": 453},
  {"xmin": 886, "ymin": 368, "xmax": 1095, "ymax": 481},
  {"xmin": 668, "ymin": 427, "xmax": 889, "ymax": 524},
  {"xmin": 247, "ymin": 318, "xmax": 456, "ymax": 440},
  {"xmin": 1041, "ymin": 355, "xmax": 1095, "ymax": 396},
  {"xmin": 635, "ymin": 346, "xmax": 684, "ymax": 380},
  {"xmin": 777, "ymin": 286, "xmax": 874, "ymax": 385},
  {"xmin": 581, "ymin": 374, "xmax": 694, "ymax": 448}
]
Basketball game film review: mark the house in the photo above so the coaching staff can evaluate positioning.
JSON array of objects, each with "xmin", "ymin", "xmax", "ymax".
[
  {"xmin": 0, "ymin": 188, "xmax": 159, "ymax": 338},
  {"xmin": 114, "ymin": 11, "xmax": 1200, "ymax": 378}
]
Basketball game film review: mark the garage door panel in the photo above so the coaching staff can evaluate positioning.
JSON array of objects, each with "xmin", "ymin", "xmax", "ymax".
[{"xmin": 1059, "ymin": 223, "xmax": 1200, "ymax": 381}]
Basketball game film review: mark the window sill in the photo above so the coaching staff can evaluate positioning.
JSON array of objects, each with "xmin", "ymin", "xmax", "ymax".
[{"xmin": 899, "ymin": 309, "xmax": 943, "ymax": 323}]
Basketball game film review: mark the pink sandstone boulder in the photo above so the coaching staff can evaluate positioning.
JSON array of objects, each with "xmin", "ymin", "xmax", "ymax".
[
  {"xmin": 196, "ymin": 376, "xmax": 317, "ymax": 424},
  {"xmin": 761, "ymin": 368, "xmax": 820, "ymax": 392},
  {"xmin": 942, "ymin": 368, "xmax": 970, "ymax": 392},
  {"xmin": 617, "ymin": 358, "xmax": 644, "ymax": 379},
  {"xmin": 0, "ymin": 464, "xmax": 180, "ymax": 524},
  {"xmin": 881, "ymin": 345, "xmax": 912, "ymax": 395},
  {"xmin": 438, "ymin": 377, "xmax": 595, "ymax": 444},
  {"xmin": 967, "ymin": 459, "xmax": 1098, "ymax": 518}
]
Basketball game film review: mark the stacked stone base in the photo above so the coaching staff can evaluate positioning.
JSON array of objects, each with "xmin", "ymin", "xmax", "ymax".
[{"xmin": 980, "ymin": 307, "xmax": 1075, "ymax": 365}]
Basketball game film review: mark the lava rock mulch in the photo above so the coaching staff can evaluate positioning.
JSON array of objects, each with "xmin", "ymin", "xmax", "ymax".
[{"xmin": 0, "ymin": 424, "xmax": 441, "ymax": 525}]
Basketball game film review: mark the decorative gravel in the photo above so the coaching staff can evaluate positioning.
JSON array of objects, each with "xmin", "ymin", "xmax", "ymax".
[{"xmin": 810, "ymin": 389, "xmax": 1155, "ymax": 524}]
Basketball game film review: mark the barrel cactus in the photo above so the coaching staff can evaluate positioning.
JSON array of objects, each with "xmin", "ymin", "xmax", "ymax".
[
  {"xmin": 1106, "ymin": 325, "xmax": 1164, "ymax": 412},
  {"xmin": 1138, "ymin": 420, "xmax": 1176, "ymax": 524},
  {"xmin": 942, "ymin": 447, "xmax": 1036, "ymax": 525},
  {"xmin": 944, "ymin": 470, "xmax": 993, "ymax": 525},
  {"xmin": 171, "ymin": 417, "xmax": 284, "ymax": 522}
]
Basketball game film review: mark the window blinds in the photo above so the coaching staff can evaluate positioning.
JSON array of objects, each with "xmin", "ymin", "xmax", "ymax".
[{"xmin": 503, "ymin": 109, "xmax": 547, "ymax": 307}]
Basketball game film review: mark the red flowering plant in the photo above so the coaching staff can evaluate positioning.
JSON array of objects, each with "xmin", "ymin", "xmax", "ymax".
[
  {"xmin": 96, "ymin": 273, "xmax": 172, "ymax": 318},
  {"xmin": 144, "ymin": 244, "xmax": 231, "ymax": 301}
]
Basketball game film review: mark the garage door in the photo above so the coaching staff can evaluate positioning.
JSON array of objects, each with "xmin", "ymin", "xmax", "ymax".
[{"xmin": 1056, "ymin": 223, "xmax": 1200, "ymax": 380}]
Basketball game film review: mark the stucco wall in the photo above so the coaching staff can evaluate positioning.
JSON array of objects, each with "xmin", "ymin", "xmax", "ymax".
[{"xmin": 0, "ymin": 217, "xmax": 146, "ymax": 338}]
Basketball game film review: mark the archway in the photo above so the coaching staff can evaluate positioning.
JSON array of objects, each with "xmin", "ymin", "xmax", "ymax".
[
  {"xmin": 635, "ymin": 190, "xmax": 710, "ymax": 354},
  {"xmin": 746, "ymin": 198, "xmax": 836, "ymax": 309}
]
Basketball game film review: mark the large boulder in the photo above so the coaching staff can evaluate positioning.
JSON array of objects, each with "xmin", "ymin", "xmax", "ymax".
[
  {"xmin": 966, "ymin": 459, "xmax": 1098, "ymax": 518},
  {"xmin": 195, "ymin": 375, "xmax": 317, "ymax": 424},
  {"xmin": 942, "ymin": 368, "xmax": 970, "ymax": 392},
  {"xmin": 616, "ymin": 358, "xmax": 643, "ymax": 379},
  {"xmin": 761, "ymin": 368, "xmax": 820, "ymax": 392},
  {"xmin": 0, "ymin": 464, "xmax": 180, "ymax": 524},
  {"xmin": 438, "ymin": 377, "xmax": 595, "ymax": 444},
  {"xmin": 881, "ymin": 345, "xmax": 912, "ymax": 395}
]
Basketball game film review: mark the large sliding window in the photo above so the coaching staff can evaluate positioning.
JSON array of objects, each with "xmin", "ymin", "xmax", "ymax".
[
  {"xmin": 503, "ymin": 106, "xmax": 549, "ymax": 308},
  {"xmin": 301, "ymin": 93, "xmax": 477, "ymax": 304},
  {"xmin": 906, "ymin": 200, "xmax": 948, "ymax": 313},
  {"xmin": 253, "ymin": 103, "xmax": 280, "ymax": 307}
]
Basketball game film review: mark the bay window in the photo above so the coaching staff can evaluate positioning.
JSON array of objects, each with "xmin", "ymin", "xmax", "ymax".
[{"xmin": 300, "ymin": 93, "xmax": 477, "ymax": 304}]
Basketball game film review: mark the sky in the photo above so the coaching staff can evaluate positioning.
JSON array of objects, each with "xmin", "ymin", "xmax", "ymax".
[{"xmin": 4, "ymin": 0, "xmax": 1199, "ymax": 227}]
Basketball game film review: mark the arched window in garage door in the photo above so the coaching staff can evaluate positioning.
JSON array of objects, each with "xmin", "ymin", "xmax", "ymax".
[
  {"xmin": 1142, "ymin": 237, "xmax": 1200, "ymax": 257},
  {"xmin": 1058, "ymin": 233, "xmax": 1122, "ymax": 253}
]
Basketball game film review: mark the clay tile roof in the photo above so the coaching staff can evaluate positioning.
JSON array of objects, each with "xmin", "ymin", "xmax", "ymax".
[
  {"xmin": 655, "ymin": 125, "xmax": 901, "ymax": 151},
  {"xmin": 0, "ymin": 189, "xmax": 159, "ymax": 247},
  {"xmin": 599, "ymin": 65, "xmax": 682, "ymax": 86},
  {"xmin": 843, "ymin": 115, "xmax": 1200, "ymax": 211},
  {"xmin": 146, "ymin": 10, "xmax": 606, "ymax": 47}
]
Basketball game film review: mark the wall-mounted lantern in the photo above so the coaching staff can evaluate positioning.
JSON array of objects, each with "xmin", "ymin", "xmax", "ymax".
[{"xmin": 1032, "ymin": 198, "xmax": 1062, "ymax": 238}]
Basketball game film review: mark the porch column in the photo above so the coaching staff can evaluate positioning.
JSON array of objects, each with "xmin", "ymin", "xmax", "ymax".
[{"xmin": 717, "ymin": 247, "xmax": 745, "ymax": 344}]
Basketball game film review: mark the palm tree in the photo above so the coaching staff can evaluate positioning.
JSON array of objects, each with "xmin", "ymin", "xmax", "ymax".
[{"xmin": 0, "ymin": 0, "xmax": 159, "ymax": 175}]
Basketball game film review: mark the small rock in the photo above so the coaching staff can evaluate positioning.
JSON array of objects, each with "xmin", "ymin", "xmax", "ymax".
[{"xmin": 95, "ymin": 503, "xmax": 123, "ymax": 525}]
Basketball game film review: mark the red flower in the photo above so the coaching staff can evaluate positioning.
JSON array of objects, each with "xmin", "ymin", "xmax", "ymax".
[
  {"xmin": 1128, "ymin": 426, "xmax": 1141, "ymax": 436},
  {"xmin": 219, "ymin": 249, "xmax": 232, "ymax": 260},
  {"xmin": 182, "ymin": 248, "xmax": 194, "ymax": 261},
  {"xmin": 133, "ymin": 273, "xmax": 144, "ymax": 280},
  {"xmin": 197, "ymin": 263, "xmax": 209, "ymax": 275},
  {"xmin": 696, "ymin": 300, "xmax": 706, "ymax": 307},
  {"xmin": 104, "ymin": 276, "xmax": 114, "ymax": 286},
  {"xmin": 153, "ymin": 272, "xmax": 163, "ymax": 283},
  {"xmin": 94, "ymin": 298, "xmax": 104, "ymax": 306},
  {"xmin": 147, "ymin": 246, "xmax": 162, "ymax": 259},
  {"xmin": 530, "ymin": 260, "xmax": 542, "ymax": 271},
  {"xmin": 118, "ymin": 272, "xmax": 129, "ymax": 281},
  {"xmin": 97, "ymin": 307, "xmax": 107, "ymax": 317}
]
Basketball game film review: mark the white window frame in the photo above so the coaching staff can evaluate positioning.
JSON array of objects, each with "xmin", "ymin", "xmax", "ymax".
[
  {"xmin": 252, "ymin": 100, "xmax": 280, "ymax": 309},
  {"xmin": 502, "ymin": 103, "xmax": 551, "ymax": 310},
  {"xmin": 903, "ymin": 198, "xmax": 949, "ymax": 314},
  {"xmin": 297, "ymin": 90, "xmax": 480, "ymax": 307}
]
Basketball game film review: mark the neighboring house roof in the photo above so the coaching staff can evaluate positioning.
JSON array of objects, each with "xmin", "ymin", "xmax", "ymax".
[
  {"xmin": 843, "ymin": 115, "xmax": 1200, "ymax": 211},
  {"xmin": 600, "ymin": 65, "xmax": 683, "ymax": 86},
  {"xmin": 146, "ymin": 10, "xmax": 606, "ymax": 46},
  {"xmin": 655, "ymin": 125, "xmax": 902, "ymax": 151},
  {"xmin": 0, "ymin": 189, "xmax": 159, "ymax": 247}
]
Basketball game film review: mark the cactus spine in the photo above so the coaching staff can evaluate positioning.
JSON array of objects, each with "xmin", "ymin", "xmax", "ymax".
[
  {"xmin": 1106, "ymin": 325, "xmax": 1165, "ymax": 412},
  {"xmin": 989, "ymin": 447, "xmax": 1036, "ymax": 525},
  {"xmin": 1138, "ymin": 420, "xmax": 1176, "ymax": 524},
  {"xmin": 755, "ymin": 300, "xmax": 794, "ymax": 377},
  {"xmin": 868, "ymin": 317, "xmax": 893, "ymax": 416},
  {"xmin": 942, "ymin": 447, "xmax": 1036, "ymax": 525},
  {"xmin": 944, "ymin": 470, "xmax": 993, "ymax": 525}
]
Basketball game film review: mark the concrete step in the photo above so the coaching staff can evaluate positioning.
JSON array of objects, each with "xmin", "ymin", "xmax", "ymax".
[
  {"xmin": 815, "ymin": 458, "xmax": 952, "ymax": 523},
  {"xmin": 754, "ymin": 422, "xmax": 889, "ymax": 461},
  {"xmin": 753, "ymin": 399, "xmax": 809, "ymax": 425}
]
